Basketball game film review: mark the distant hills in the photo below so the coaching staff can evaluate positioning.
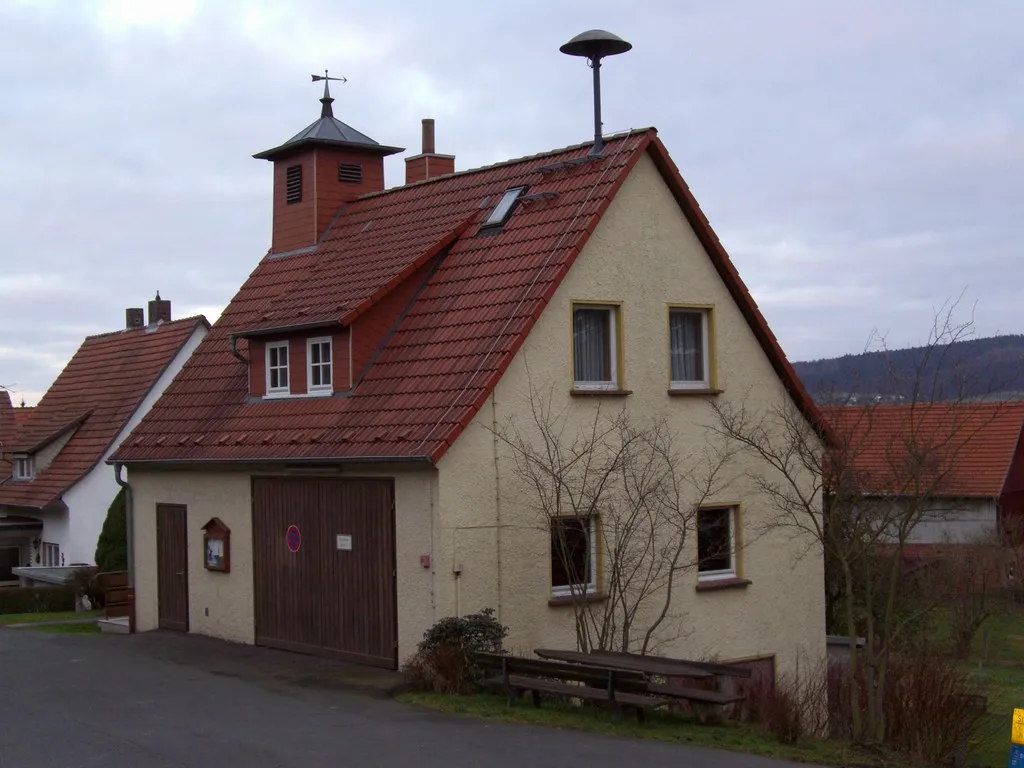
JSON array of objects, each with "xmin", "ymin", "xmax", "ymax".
[{"xmin": 792, "ymin": 335, "xmax": 1024, "ymax": 404}]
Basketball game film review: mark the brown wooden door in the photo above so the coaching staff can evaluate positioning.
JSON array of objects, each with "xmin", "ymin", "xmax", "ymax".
[
  {"xmin": 252, "ymin": 477, "xmax": 397, "ymax": 669},
  {"xmin": 156, "ymin": 504, "xmax": 189, "ymax": 631}
]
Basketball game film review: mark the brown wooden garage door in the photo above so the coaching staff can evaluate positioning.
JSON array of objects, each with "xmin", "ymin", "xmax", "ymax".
[{"xmin": 252, "ymin": 477, "xmax": 397, "ymax": 669}]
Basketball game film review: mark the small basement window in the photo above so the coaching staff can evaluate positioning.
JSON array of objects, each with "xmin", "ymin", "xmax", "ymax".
[
  {"xmin": 482, "ymin": 186, "xmax": 526, "ymax": 228},
  {"xmin": 338, "ymin": 163, "xmax": 363, "ymax": 183},
  {"xmin": 286, "ymin": 165, "xmax": 302, "ymax": 204},
  {"xmin": 266, "ymin": 341, "xmax": 290, "ymax": 394}
]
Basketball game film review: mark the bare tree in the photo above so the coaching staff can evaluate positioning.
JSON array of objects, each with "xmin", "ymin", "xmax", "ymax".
[
  {"xmin": 711, "ymin": 301, "xmax": 1009, "ymax": 744},
  {"xmin": 494, "ymin": 383, "xmax": 733, "ymax": 654}
]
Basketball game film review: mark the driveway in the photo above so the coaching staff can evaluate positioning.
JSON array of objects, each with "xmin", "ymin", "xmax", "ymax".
[{"xmin": 0, "ymin": 628, "xmax": 814, "ymax": 768}]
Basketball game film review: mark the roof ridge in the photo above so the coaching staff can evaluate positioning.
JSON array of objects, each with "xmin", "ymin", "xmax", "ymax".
[
  {"xmin": 355, "ymin": 128, "xmax": 656, "ymax": 201},
  {"xmin": 83, "ymin": 314, "xmax": 208, "ymax": 342}
]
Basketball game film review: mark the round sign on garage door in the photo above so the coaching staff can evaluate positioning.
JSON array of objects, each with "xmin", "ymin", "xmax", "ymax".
[{"xmin": 286, "ymin": 524, "xmax": 301, "ymax": 553}]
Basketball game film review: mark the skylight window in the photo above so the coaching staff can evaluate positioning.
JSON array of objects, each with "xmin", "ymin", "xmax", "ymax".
[{"xmin": 482, "ymin": 186, "xmax": 526, "ymax": 228}]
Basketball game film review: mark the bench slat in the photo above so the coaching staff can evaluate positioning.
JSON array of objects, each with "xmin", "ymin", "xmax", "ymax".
[
  {"xmin": 489, "ymin": 675, "xmax": 669, "ymax": 709},
  {"xmin": 589, "ymin": 650, "xmax": 753, "ymax": 679},
  {"xmin": 646, "ymin": 682, "xmax": 745, "ymax": 705},
  {"xmin": 475, "ymin": 653, "xmax": 646, "ymax": 685}
]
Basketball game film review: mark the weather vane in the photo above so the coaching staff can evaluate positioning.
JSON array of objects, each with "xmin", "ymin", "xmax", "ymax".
[
  {"xmin": 311, "ymin": 70, "xmax": 346, "ymax": 118},
  {"xmin": 311, "ymin": 69, "xmax": 347, "ymax": 86}
]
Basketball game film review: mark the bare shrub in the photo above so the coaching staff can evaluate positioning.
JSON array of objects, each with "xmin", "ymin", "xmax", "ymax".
[
  {"xmin": 742, "ymin": 659, "xmax": 829, "ymax": 744},
  {"xmin": 495, "ymin": 384, "xmax": 733, "ymax": 654},
  {"xmin": 828, "ymin": 649, "xmax": 988, "ymax": 764}
]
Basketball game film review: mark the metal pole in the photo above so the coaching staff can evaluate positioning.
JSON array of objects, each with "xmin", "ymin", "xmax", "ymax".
[{"xmin": 591, "ymin": 56, "xmax": 604, "ymax": 155}]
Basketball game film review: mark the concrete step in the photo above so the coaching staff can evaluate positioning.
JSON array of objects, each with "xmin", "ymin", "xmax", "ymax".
[{"xmin": 97, "ymin": 617, "xmax": 130, "ymax": 635}]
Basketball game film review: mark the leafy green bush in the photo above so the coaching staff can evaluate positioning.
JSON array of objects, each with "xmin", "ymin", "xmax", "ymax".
[
  {"xmin": 403, "ymin": 608, "xmax": 508, "ymax": 693},
  {"xmin": 0, "ymin": 586, "xmax": 76, "ymax": 614},
  {"xmin": 94, "ymin": 489, "xmax": 127, "ymax": 573}
]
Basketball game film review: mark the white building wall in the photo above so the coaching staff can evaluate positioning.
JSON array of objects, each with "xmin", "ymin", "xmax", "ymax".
[
  {"xmin": 908, "ymin": 499, "xmax": 999, "ymax": 544},
  {"xmin": 46, "ymin": 324, "xmax": 207, "ymax": 566}
]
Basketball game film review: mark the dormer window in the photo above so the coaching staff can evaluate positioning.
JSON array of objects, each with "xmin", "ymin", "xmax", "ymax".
[
  {"xmin": 13, "ymin": 456, "xmax": 34, "ymax": 481},
  {"xmin": 266, "ymin": 342, "xmax": 290, "ymax": 395},
  {"xmin": 307, "ymin": 337, "xmax": 332, "ymax": 395},
  {"xmin": 482, "ymin": 186, "xmax": 526, "ymax": 228}
]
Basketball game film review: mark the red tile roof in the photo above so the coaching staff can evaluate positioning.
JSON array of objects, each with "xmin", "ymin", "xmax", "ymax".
[
  {"xmin": 0, "ymin": 391, "xmax": 14, "ymax": 476},
  {"xmin": 112, "ymin": 130, "xmax": 821, "ymax": 466},
  {"xmin": 0, "ymin": 317, "xmax": 207, "ymax": 509},
  {"xmin": 12, "ymin": 405, "xmax": 33, "ymax": 427},
  {"xmin": 822, "ymin": 402, "xmax": 1024, "ymax": 498}
]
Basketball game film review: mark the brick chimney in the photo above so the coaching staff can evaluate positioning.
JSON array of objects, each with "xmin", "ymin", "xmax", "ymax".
[
  {"xmin": 126, "ymin": 307, "xmax": 145, "ymax": 330},
  {"xmin": 254, "ymin": 80, "xmax": 403, "ymax": 255},
  {"xmin": 405, "ymin": 119, "xmax": 455, "ymax": 185},
  {"xmin": 147, "ymin": 292, "xmax": 171, "ymax": 325}
]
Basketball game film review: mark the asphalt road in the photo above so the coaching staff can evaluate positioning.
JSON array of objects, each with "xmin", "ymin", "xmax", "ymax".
[{"xmin": 0, "ymin": 628, "xmax": 814, "ymax": 768}]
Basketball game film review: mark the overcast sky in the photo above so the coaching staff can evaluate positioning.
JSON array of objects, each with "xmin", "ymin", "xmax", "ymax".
[{"xmin": 2, "ymin": 1, "xmax": 1022, "ymax": 406}]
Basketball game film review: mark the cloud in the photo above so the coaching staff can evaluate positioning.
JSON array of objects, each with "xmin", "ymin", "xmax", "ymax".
[{"xmin": 1, "ymin": 0, "xmax": 1023, "ymax": 404}]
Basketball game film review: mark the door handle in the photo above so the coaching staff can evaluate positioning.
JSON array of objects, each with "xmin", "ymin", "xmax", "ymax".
[{"xmin": 176, "ymin": 571, "xmax": 184, "ymax": 577}]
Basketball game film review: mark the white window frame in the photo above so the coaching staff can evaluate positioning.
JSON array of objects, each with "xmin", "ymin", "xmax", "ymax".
[
  {"xmin": 669, "ymin": 307, "xmax": 711, "ymax": 390},
  {"xmin": 307, "ymin": 337, "xmax": 333, "ymax": 395},
  {"xmin": 697, "ymin": 506, "xmax": 737, "ymax": 582},
  {"xmin": 265, "ymin": 341, "xmax": 290, "ymax": 396},
  {"xmin": 550, "ymin": 516, "xmax": 599, "ymax": 598},
  {"xmin": 41, "ymin": 542, "xmax": 60, "ymax": 567},
  {"xmin": 13, "ymin": 455, "xmax": 34, "ymax": 481},
  {"xmin": 572, "ymin": 304, "xmax": 619, "ymax": 391}
]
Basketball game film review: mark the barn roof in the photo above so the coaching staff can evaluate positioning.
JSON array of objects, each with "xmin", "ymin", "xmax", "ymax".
[{"xmin": 822, "ymin": 402, "xmax": 1024, "ymax": 498}]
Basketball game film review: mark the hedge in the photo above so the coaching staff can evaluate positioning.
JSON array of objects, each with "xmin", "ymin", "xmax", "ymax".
[
  {"xmin": 0, "ymin": 586, "xmax": 76, "ymax": 615},
  {"xmin": 94, "ymin": 488, "xmax": 127, "ymax": 573}
]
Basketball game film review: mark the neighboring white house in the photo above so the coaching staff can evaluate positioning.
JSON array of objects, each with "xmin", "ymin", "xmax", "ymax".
[{"xmin": 0, "ymin": 296, "xmax": 207, "ymax": 580}]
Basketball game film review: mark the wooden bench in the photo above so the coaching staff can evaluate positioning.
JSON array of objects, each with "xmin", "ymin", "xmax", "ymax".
[
  {"xmin": 475, "ymin": 652, "xmax": 669, "ymax": 722},
  {"xmin": 542, "ymin": 649, "xmax": 749, "ymax": 724}
]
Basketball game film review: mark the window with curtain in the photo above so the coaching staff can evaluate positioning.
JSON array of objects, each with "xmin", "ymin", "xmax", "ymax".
[
  {"xmin": 669, "ymin": 308, "xmax": 709, "ymax": 388},
  {"xmin": 573, "ymin": 305, "xmax": 617, "ymax": 388}
]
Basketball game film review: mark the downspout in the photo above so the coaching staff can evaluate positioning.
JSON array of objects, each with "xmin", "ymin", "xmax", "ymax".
[
  {"xmin": 491, "ymin": 392, "xmax": 503, "ymax": 622},
  {"xmin": 229, "ymin": 335, "xmax": 249, "ymax": 364},
  {"xmin": 113, "ymin": 462, "xmax": 133, "ymax": 588}
]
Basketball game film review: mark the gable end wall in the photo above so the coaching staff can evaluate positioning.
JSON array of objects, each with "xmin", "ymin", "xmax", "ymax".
[{"xmin": 435, "ymin": 152, "xmax": 825, "ymax": 676}]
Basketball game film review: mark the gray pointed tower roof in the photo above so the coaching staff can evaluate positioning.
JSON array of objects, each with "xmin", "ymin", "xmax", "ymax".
[{"xmin": 253, "ymin": 80, "xmax": 403, "ymax": 160}]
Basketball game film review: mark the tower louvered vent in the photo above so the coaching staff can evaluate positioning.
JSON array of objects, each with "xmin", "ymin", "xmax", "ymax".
[
  {"xmin": 338, "ymin": 163, "xmax": 363, "ymax": 184},
  {"xmin": 286, "ymin": 165, "xmax": 302, "ymax": 204}
]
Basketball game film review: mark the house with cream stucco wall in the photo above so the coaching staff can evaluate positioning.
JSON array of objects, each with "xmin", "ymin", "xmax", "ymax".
[{"xmin": 110, "ymin": 80, "xmax": 827, "ymax": 676}]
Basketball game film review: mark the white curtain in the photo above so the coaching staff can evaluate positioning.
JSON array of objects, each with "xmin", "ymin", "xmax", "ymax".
[
  {"xmin": 670, "ymin": 311, "xmax": 703, "ymax": 382},
  {"xmin": 574, "ymin": 309, "xmax": 610, "ymax": 382}
]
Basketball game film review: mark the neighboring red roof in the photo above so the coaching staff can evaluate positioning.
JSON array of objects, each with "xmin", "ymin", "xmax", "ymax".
[
  {"xmin": 112, "ymin": 129, "xmax": 821, "ymax": 466},
  {"xmin": 822, "ymin": 402, "xmax": 1024, "ymax": 498},
  {"xmin": 0, "ymin": 391, "xmax": 14, "ymax": 476},
  {"xmin": 0, "ymin": 317, "xmax": 207, "ymax": 509},
  {"xmin": 12, "ymin": 406, "xmax": 34, "ymax": 427}
]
